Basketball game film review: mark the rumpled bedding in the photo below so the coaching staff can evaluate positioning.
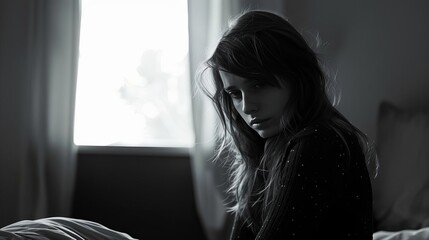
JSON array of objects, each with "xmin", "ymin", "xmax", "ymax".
[
  {"xmin": 2, "ymin": 217, "xmax": 429, "ymax": 240},
  {"xmin": 0, "ymin": 217, "xmax": 137, "ymax": 240},
  {"xmin": 373, "ymin": 228, "xmax": 429, "ymax": 240}
]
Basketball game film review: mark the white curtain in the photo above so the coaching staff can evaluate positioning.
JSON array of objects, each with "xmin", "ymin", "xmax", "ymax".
[
  {"xmin": 187, "ymin": 1, "xmax": 286, "ymax": 239},
  {"xmin": 188, "ymin": 1, "xmax": 240, "ymax": 239},
  {"xmin": 0, "ymin": 0, "xmax": 80, "ymax": 227}
]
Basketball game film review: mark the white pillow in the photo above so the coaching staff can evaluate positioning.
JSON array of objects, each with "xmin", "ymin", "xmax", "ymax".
[{"xmin": 373, "ymin": 101, "xmax": 429, "ymax": 231}]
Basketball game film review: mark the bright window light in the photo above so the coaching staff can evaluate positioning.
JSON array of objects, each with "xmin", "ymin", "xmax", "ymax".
[{"xmin": 74, "ymin": 0, "xmax": 194, "ymax": 147}]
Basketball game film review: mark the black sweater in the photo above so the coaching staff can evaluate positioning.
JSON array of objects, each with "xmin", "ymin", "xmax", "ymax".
[{"xmin": 229, "ymin": 125, "xmax": 373, "ymax": 240}]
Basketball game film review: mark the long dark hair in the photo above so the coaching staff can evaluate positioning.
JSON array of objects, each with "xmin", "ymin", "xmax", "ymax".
[{"xmin": 197, "ymin": 10, "xmax": 377, "ymax": 227}]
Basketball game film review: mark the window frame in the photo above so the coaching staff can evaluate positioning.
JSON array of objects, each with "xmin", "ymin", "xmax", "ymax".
[{"xmin": 76, "ymin": 145, "xmax": 191, "ymax": 157}]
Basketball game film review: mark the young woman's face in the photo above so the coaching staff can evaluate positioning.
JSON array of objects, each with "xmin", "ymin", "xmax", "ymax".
[{"xmin": 220, "ymin": 71, "xmax": 291, "ymax": 138}]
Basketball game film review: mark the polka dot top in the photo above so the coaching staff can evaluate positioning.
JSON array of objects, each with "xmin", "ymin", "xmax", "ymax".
[{"xmin": 229, "ymin": 124, "xmax": 373, "ymax": 240}]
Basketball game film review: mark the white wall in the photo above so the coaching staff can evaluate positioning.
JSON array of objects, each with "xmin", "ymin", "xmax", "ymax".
[{"xmin": 285, "ymin": 0, "xmax": 429, "ymax": 140}]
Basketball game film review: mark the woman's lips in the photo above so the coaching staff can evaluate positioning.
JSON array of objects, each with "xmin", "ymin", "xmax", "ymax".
[{"xmin": 250, "ymin": 118, "xmax": 270, "ymax": 126}]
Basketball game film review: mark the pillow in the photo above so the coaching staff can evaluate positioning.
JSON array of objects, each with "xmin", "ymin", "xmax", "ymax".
[{"xmin": 373, "ymin": 101, "xmax": 429, "ymax": 231}]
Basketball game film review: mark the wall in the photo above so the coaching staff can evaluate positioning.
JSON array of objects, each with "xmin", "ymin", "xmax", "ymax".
[
  {"xmin": 285, "ymin": 0, "xmax": 429, "ymax": 140},
  {"xmin": 72, "ymin": 151, "xmax": 206, "ymax": 240}
]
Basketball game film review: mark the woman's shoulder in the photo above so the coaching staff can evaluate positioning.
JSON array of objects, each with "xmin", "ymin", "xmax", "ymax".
[
  {"xmin": 296, "ymin": 122, "xmax": 354, "ymax": 146},
  {"xmin": 289, "ymin": 122, "xmax": 363, "ymax": 163}
]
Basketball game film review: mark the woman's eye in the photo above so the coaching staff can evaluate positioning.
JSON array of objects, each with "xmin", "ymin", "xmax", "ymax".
[{"xmin": 228, "ymin": 91, "xmax": 242, "ymax": 99}]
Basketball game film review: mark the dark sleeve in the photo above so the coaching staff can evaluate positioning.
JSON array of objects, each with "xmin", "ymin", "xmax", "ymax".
[{"xmin": 272, "ymin": 130, "xmax": 372, "ymax": 239}]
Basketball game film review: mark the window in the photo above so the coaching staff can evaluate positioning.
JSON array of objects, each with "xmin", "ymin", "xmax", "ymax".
[{"xmin": 74, "ymin": 0, "xmax": 194, "ymax": 148}]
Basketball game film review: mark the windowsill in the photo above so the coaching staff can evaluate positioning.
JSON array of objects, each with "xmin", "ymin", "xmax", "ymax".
[{"xmin": 76, "ymin": 145, "xmax": 192, "ymax": 157}]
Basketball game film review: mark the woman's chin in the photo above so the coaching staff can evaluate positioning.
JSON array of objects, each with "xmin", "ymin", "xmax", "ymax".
[{"xmin": 255, "ymin": 128, "xmax": 279, "ymax": 139}]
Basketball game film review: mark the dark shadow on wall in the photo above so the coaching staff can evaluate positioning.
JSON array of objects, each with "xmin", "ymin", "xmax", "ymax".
[{"xmin": 71, "ymin": 151, "xmax": 206, "ymax": 240}]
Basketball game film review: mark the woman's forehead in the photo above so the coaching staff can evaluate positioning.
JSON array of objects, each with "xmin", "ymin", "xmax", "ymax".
[
  {"xmin": 219, "ymin": 71, "xmax": 250, "ymax": 89},
  {"xmin": 219, "ymin": 70, "xmax": 287, "ymax": 89}
]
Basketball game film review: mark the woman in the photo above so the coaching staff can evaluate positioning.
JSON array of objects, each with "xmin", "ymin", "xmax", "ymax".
[{"xmin": 197, "ymin": 10, "xmax": 378, "ymax": 239}]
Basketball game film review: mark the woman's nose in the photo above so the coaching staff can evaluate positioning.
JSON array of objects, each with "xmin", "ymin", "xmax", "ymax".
[{"xmin": 242, "ymin": 94, "xmax": 258, "ymax": 114}]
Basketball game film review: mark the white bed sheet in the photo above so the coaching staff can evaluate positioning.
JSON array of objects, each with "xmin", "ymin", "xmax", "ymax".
[
  {"xmin": 2, "ymin": 217, "xmax": 429, "ymax": 240},
  {"xmin": 0, "ymin": 217, "xmax": 137, "ymax": 240},
  {"xmin": 373, "ymin": 227, "xmax": 429, "ymax": 240}
]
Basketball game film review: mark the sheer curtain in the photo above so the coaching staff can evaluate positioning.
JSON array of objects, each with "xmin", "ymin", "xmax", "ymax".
[
  {"xmin": 188, "ymin": 1, "xmax": 240, "ymax": 239},
  {"xmin": 187, "ymin": 1, "xmax": 285, "ymax": 239},
  {"xmin": 0, "ymin": 0, "xmax": 80, "ymax": 227}
]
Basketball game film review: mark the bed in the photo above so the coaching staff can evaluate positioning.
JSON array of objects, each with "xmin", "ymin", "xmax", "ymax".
[
  {"xmin": 1, "ymin": 218, "xmax": 429, "ymax": 240},
  {"xmin": 1, "ymin": 101, "xmax": 429, "ymax": 239}
]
